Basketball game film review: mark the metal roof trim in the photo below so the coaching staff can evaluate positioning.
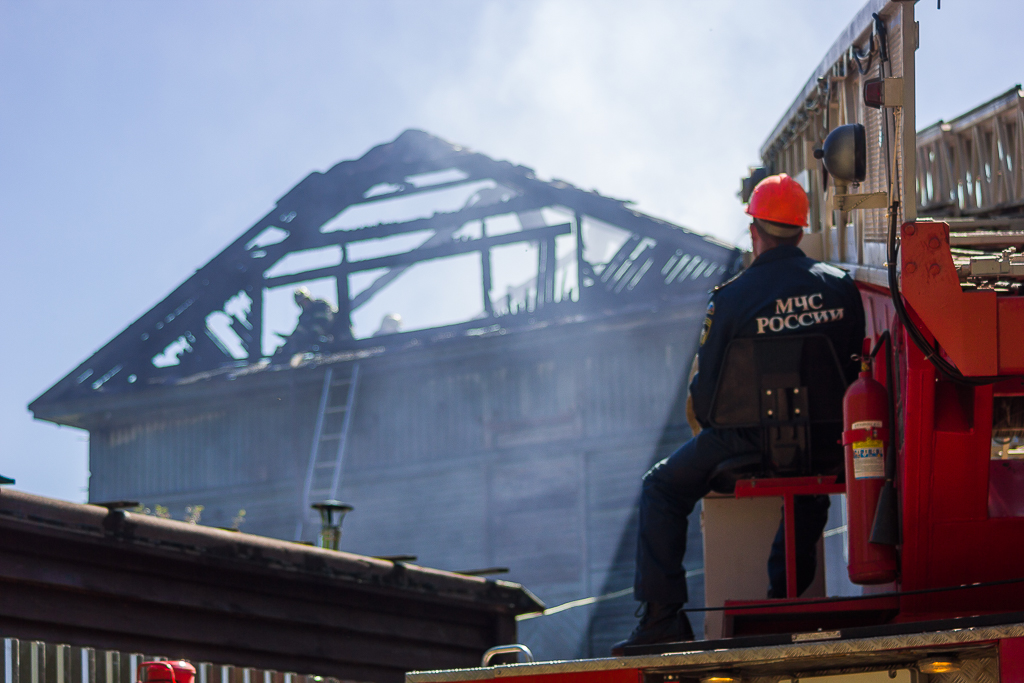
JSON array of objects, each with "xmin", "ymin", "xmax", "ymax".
[{"xmin": 0, "ymin": 488, "xmax": 544, "ymax": 614}]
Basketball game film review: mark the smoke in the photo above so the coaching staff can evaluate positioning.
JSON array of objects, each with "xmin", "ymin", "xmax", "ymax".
[{"xmin": 413, "ymin": 0, "xmax": 867, "ymax": 246}]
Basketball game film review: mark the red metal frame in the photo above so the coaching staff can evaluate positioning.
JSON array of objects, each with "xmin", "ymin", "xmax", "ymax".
[
  {"xmin": 855, "ymin": 221, "xmax": 1024, "ymax": 621},
  {"xmin": 734, "ymin": 476, "xmax": 845, "ymax": 599},
  {"xmin": 722, "ymin": 222, "xmax": 1024, "ymax": 632},
  {"xmin": 721, "ymin": 595, "xmax": 899, "ymax": 637},
  {"xmin": 1001, "ymin": 637, "xmax": 1024, "ymax": 683},
  {"xmin": 900, "ymin": 221, "xmax": 1024, "ymax": 376}
]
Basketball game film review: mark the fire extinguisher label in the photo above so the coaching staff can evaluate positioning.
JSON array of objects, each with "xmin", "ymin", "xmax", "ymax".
[{"xmin": 852, "ymin": 440, "xmax": 885, "ymax": 479}]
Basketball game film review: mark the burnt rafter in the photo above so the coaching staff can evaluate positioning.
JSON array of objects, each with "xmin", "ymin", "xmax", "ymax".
[
  {"xmin": 32, "ymin": 129, "xmax": 741, "ymax": 413},
  {"xmin": 306, "ymin": 192, "xmax": 549, "ymax": 247},
  {"xmin": 265, "ymin": 223, "xmax": 572, "ymax": 288}
]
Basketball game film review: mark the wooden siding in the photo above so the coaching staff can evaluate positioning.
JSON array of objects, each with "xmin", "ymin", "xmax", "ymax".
[{"xmin": 86, "ymin": 306, "xmax": 707, "ymax": 659}]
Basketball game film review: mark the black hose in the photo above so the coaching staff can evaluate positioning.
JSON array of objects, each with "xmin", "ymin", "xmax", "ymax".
[
  {"xmin": 850, "ymin": 23, "xmax": 876, "ymax": 77},
  {"xmin": 872, "ymin": 13, "xmax": 888, "ymax": 63},
  {"xmin": 872, "ymin": 10, "xmax": 1008, "ymax": 387},
  {"xmin": 886, "ymin": 202, "xmax": 1006, "ymax": 386},
  {"xmin": 869, "ymin": 330, "xmax": 901, "ymax": 545},
  {"xmin": 681, "ymin": 574, "xmax": 1024, "ymax": 612}
]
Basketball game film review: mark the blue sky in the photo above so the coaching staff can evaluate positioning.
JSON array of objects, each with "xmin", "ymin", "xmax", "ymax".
[{"xmin": 1, "ymin": 0, "xmax": 1020, "ymax": 502}]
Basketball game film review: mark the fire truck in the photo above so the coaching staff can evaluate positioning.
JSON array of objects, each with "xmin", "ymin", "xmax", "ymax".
[{"xmin": 402, "ymin": 0, "xmax": 1024, "ymax": 680}]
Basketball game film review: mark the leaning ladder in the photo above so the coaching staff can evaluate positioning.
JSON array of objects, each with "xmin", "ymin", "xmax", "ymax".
[{"xmin": 295, "ymin": 363, "xmax": 360, "ymax": 541}]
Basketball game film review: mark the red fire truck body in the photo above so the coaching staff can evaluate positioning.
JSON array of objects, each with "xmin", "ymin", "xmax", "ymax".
[{"xmin": 408, "ymin": 0, "xmax": 1024, "ymax": 679}]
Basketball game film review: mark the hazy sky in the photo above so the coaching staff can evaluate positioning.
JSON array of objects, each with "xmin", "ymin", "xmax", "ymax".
[{"xmin": 1, "ymin": 0, "xmax": 1020, "ymax": 502}]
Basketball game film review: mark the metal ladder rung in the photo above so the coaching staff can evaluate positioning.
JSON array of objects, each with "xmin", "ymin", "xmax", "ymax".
[{"xmin": 297, "ymin": 363, "xmax": 361, "ymax": 542}]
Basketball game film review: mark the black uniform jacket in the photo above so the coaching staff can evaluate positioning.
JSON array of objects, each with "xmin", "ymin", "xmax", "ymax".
[{"xmin": 689, "ymin": 244, "xmax": 866, "ymax": 428}]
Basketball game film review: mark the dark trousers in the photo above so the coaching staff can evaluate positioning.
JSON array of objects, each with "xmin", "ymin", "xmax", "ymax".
[{"xmin": 634, "ymin": 427, "xmax": 831, "ymax": 604}]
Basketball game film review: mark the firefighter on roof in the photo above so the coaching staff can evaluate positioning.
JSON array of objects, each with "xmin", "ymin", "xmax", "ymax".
[
  {"xmin": 275, "ymin": 287, "xmax": 337, "ymax": 358},
  {"xmin": 614, "ymin": 173, "xmax": 865, "ymax": 653}
]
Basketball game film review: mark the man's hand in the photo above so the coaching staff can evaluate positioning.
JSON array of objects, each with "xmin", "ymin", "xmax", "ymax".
[{"xmin": 686, "ymin": 355, "xmax": 701, "ymax": 436}]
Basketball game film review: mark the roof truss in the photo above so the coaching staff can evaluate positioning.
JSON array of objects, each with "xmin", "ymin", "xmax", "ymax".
[{"xmin": 33, "ymin": 130, "xmax": 741, "ymax": 412}]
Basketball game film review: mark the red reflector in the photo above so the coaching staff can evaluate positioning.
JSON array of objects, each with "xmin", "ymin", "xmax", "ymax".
[{"xmin": 864, "ymin": 78, "xmax": 884, "ymax": 109}]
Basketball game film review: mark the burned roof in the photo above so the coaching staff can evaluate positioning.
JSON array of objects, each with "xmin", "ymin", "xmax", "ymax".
[{"xmin": 32, "ymin": 130, "xmax": 740, "ymax": 418}]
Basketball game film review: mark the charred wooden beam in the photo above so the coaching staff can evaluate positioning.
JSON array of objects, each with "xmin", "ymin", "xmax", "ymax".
[
  {"xmin": 31, "ymin": 129, "xmax": 740, "ymax": 412},
  {"xmin": 301, "ymin": 193, "xmax": 547, "ymax": 248},
  {"xmin": 264, "ymin": 224, "xmax": 571, "ymax": 288}
]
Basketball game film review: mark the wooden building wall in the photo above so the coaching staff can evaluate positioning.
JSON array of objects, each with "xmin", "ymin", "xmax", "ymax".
[{"xmin": 86, "ymin": 304, "xmax": 709, "ymax": 660}]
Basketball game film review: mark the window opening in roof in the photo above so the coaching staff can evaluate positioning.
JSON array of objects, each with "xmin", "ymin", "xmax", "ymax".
[
  {"xmin": 581, "ymin": 216, "xmax": 632, "ymax": 274},
  {"xmin": 553, "ymin": 232, "xmax": 579, "ymax": 303},
  {"xmin": 206, "ymin": 312, "xmax": 246, "ymax": 360},
  {"xmin": 453, "ymin": 220, "xmax": 483, "ymax": 241},
  {"xmin": 543, "ymin": 205, "xmax": 575, "ymax": 225},
  {"xmin": 346, "ymin": 230, "xmax": 433, "ymax": 262},
  {"xmin": 629, "ymin": 237, "xmax": 657, "ymax": 260},
  {"xmin": 224, "ymin": 291, "xmax": 252, "ymax": 321},
  {"xmin": 345, "ymin": 224, "xmax": 482, "ymax": 310},
  {"xmin": 663, "ymin": 251, "xmax": 692, "ymax": 284},
  {"xmin": 349, "ymin": 268, "xmax": 389, "ymax": 299},
  {"xmin": 205, "ymin": 291, "xmax": 253, "ymax": 361},
  {"xmin": 516, "ymin": 209, "xmax": 546, "ymax": 230},
  {"xmin": 669, "ymin": 255, "xmax": 698, "ymax": 284},
  {"xmin": 669, "ymin": 255, "xmax": 704, "ymax": 284},
  {"xmin": 246, "ymin": 226, "xmax": 289, "ymax": 250},
  {"xmin": 349, "ymin": 254, "xmax": 483, "ymax": 339},
  {"xmin": 264, "ymin": 245, "xmax": 343, "ymax": 279},
  {"xmin": 152, "ymin": 336, "xmax": 193, "ymax": 368},
  {"xmin": 320, "ymin": 179, "xmax": 497, "ymax": 233},
  {"xmin": 90, "ymin": 364, "xmax": 123, "ymax": 390},
  {"xmin": 464, "ymin": 183, "xmax": 517, "ymax": 209},
  {"xmin": 363, "ymin": 182, "xmax": 404, "ymax": 199},
  {"xmin": 481, "ymin": 212, "xmax": 523, "ymax": 237},
  {"xmin": 404, "ymin": 168, "xmax": 469, "ymax": 188},
  {"xmin": 603, "ymin": 236, "xmax": 657, "ymax": 294},
  {"xmin": 489, "ymin": 241, "xmax": 539, "ymax": 316},
  {"xmin": 262, "ymin": 278, "xmax": 338, "ymax": 357}
]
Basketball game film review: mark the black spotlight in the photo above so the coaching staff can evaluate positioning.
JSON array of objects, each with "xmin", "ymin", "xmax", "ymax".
[
  {"xmin": 813, "ymin": 124, "xmax": 866, "ymax": 184},
  {"xmin": 740, "ymin": 166, "xmax": 769, "ymax": 204}
]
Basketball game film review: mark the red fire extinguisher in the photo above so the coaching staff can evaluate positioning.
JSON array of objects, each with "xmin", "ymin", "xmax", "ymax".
[
  {"xmin": 841, "ymin": 340, "xmax": 898, "ymax": 585},
  {"xmin": 138, "ymin": 661, "xmax": 196, "ymax": 683}
]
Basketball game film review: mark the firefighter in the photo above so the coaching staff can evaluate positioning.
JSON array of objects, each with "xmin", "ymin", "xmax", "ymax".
[
  {"xmin": 275, "ymin": 287, "xmax": 336, "ymax": 357},
  {"xmin": 613, "ymin": 174, "xmax": 865, "ymax": 653},
  {"xmin": 374, "ymin": 313, "xmax": 403, "ymax": 336}
]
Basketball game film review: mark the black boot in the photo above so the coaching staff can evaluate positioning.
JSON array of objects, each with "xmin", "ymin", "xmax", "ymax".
[{"xmin": 611, "ymin": 603, "xmax": 694, "ymax": 655}]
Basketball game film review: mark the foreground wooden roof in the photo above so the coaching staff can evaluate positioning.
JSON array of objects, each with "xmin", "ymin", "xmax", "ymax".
[{"xmin": 0, "ymin": 488, "xmax": 542, "ymax": 683}]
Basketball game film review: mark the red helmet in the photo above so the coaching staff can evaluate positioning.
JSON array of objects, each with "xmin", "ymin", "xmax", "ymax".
[
  {"xmin": 138, "ymin": 662, "xmax": 195, "ymax": 683},
  {"xmin": 745, "ymin": 173, "xmax": 809, "ymax": 228}
]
